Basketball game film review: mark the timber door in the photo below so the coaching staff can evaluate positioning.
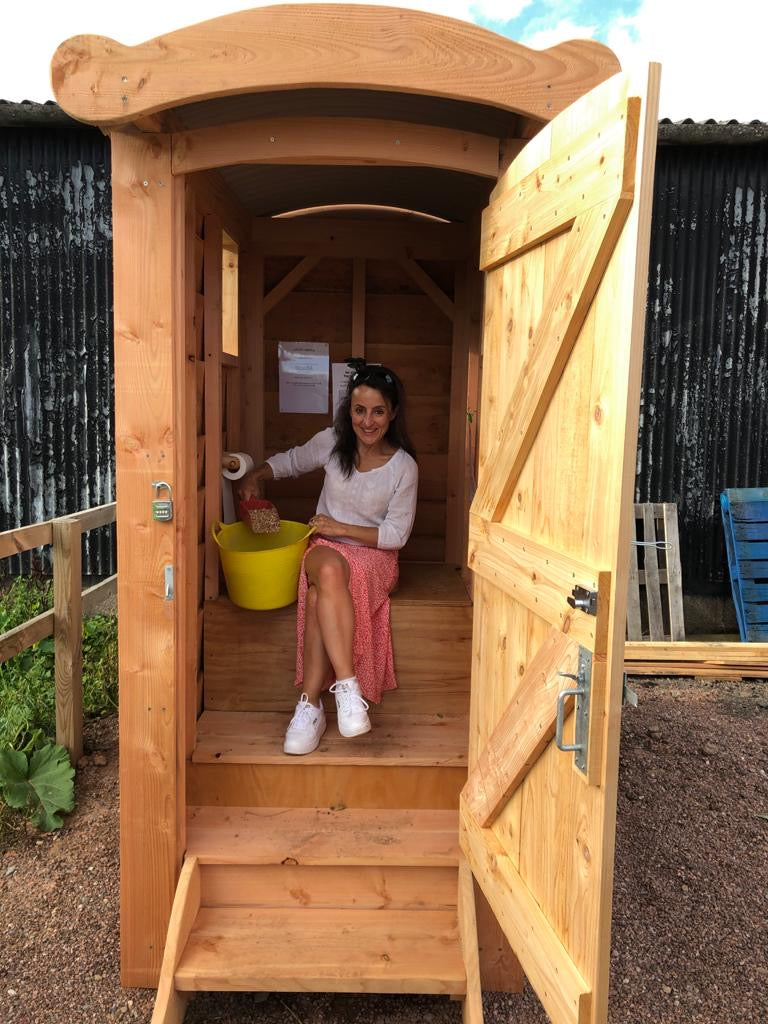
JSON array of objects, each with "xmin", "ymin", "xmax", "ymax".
[{"xmin": 461, "ymin": 71, "xmax": 660, "ymax": 1024}]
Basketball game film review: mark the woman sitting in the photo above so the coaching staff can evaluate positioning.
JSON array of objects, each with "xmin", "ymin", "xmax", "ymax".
[{"xmin": 240, "ymin": 363, "xmax": 418, "ymax": 755}]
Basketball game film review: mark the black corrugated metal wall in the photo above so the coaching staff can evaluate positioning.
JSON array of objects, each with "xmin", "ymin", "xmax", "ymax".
[
  {"xmin": 638, "ymin": 141, "xmax": 768, "ymax": 594},
  {"xmin": 0, "ymin": 125, "xmax": 114, "ymax": 575},
  {"xmin": 1, "ymin": 120, "xmax": 767, "ymax": 593}
]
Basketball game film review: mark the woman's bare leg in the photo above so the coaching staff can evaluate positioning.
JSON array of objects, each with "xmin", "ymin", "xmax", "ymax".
[
  {"xmin": 304, "ymin": 547, "xmax": 355, "ymax": 681},
  {"xmin": 301, "ymin": 585, "xmax": 332, "ymax": 705}
]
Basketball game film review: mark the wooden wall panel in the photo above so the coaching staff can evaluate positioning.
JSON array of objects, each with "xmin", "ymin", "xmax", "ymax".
[
  {"xmin": 111, "ymin": 131, "xmax": 180, "ymax": 988},
  {"xmin": 255, "ymin": 243, "xmax": 461, "ymax": 563}
]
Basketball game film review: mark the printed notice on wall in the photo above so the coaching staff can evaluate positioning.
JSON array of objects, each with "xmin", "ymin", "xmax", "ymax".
[
  {"xmin": 332, "ymin": 362, "xmax": 356, "ymax": 418},
  {"xmin": 278, "ymin": 342, "xmax": 329, "ymax": 414}
]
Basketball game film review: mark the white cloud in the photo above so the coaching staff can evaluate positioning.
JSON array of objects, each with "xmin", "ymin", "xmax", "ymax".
[
  {"xmin": 604, "ymin": 0, "xmax": 765, "ymax": 121},
  {"xmin": 523, "ymin": 17, "xmax": 599, "ymax": 51}
]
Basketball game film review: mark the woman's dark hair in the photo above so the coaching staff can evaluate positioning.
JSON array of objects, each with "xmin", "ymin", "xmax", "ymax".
[{"xmin": 332, "ymin": 361, "xmax": 416, "ymax": 477}]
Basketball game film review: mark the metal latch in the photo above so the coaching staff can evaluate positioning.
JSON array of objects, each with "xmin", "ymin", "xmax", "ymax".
[
  {"xmin": 567, "ymin": 585, "xmax": 598, "ymax": 616},
  {"xmin": 152, "ymin": 481, "xmax": 174, "ymax": 522},
  {"xmin": 555, "ymin": 646, "xmax": 592, "ymax": 775},
  {"xmin": 164, "ymin": 565, "xmax": 174, "ymax": 601}
]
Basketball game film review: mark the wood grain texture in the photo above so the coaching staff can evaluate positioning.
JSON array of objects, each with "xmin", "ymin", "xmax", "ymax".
[
  {"xmin": 463, "ymin": 628, "xmax": 579, "ymax": 827},
  {"xmin": 187, "ymin": 806, "xmax": 460, "ymax": 865},
  {"xmin": 52, "ymin": 5, "xmax": 620, "ymax": 126},
  {"xmin": 150, "ymin": 857, "xmax": 199, "ymax": 1024},
  {"xmin": 0, "ymin": 520, "xmax": 52, "ymax": 559},
  {"xmin": 111, "ymin": 130, "xmax": 180, "ymax": 987},
  {"xmin": 0, "ymin": 609, "xmax": 55, "ymax": 665},
  {"xmin": 192, "ymin": 711, "xmax": 468, "ymax": 768},
  {"xmin": 461, "ymin": 809, "xmax": 591, "ymax": 1024},
  {"xmin": 464, "ymin": 70, "xmax": 659, "ymax": 1024},
  {"xmin": 53, "ymin": 519, "xmax": 83, "ymax": 764},
  {"xmin": 174, "ymin": 906, "xmax": 465, "ymax": 994},
  {"xmin": 187, "ymin": 762, "xmax": 466, "ymax": 810},
  {"xmin": 172, "ymin": 117, "xmax": 499, "ymax": 178},
  {"xmin": 252, "ymin": 217, "xmax": 469, "ymax": 261},
  {"xmin": 457, "ymin": 856, "xmax": 483, "ymax": 1024},
  {"xmin": 200, "ymin": 863, "xmax": 458, "ymax": 911},
  {"xmin": 203, "ymin": 215, "xmax": 223, "ymax": 602},
  {"xmin": 203, "ymin": 564, "xmax": 472, "ymax": 714}
]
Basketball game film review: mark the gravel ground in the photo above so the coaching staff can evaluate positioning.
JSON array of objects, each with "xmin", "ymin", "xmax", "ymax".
[{"xmin": 1, "ymin": 676, "xmax": 766, "ymax": 1024}]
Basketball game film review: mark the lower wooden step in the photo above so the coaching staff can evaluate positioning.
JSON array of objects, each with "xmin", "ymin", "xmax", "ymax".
[{"xmin": 174, "ymin": 906, "xmax": 466, "ymax": 995}]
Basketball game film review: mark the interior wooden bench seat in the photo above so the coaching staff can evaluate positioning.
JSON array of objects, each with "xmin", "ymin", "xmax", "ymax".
[{"xmin": 203, "ymin": 562, "xmax": 473, "ymax": 716}]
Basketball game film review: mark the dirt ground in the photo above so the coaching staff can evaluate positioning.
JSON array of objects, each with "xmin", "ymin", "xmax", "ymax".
[{"xmin": 1, "ymin": 675, "xmax": 766, "ymax": 1024}]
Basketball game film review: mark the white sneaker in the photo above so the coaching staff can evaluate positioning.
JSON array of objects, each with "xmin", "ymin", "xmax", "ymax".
[
  {"xmin": 283, "ymin": 695, "xmax": 326, "ymax": 755},
  {"xmin": 330, "ymin": 679, "xmax": 371, "ymax": 738}
]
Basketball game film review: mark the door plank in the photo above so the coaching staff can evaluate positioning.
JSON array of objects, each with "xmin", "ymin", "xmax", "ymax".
[
  {"xmin": 472, "ymin": 194, "xmax": 632, "ymax": 524},
  {"xmin": 468, "ymin": 516, "xmax": 610, "ymax": 654},
  {"xmin": 461, "ymin": 811, "xmax": 591, "ymax": 1024},
  {"xmin": 463, "ymin": 629, "xmax": 580, "ymax": 827},
  {"xmin": 482, "ymin": 91, "xmax": 638, "ymax": 269},
  {"xmin": 641, "ymin": 504, "xmax": 664, "ymax": 640}
]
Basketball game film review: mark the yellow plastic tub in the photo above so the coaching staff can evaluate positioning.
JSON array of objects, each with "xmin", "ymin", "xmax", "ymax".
[{"xmin": 212, "ymin": 520, "xmax": 314, "ymax": 610}]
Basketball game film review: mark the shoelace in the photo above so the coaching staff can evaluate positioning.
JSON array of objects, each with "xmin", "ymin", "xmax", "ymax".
[
  {"xmin": 329, "ymin": 682, "xmax": 370, "ymax": 715},
  {"xmin": 289, "ymin": 694, "xmax": 319, "ymax": 729}
]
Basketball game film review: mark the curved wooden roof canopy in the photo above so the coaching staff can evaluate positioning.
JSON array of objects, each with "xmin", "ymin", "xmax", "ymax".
[{"xmin": 51, "ymin": 5, "xmax": 621, "ymax": 220}]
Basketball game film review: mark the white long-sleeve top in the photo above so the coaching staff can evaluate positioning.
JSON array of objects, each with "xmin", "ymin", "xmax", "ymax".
[{"xmin": 266, "ymin": 427, "xmax": 418, "ymax": 550}]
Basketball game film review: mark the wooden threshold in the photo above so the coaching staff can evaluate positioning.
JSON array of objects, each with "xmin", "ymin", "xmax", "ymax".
[
  {"xmin": 187, "ymin": 806, "xmax": 460, "ymax": 866},
  {"xmin": 174, "ymin": 906, "xmax": 465, "ymax": 994},
  {"xmin": 193, "ymin": 711, "xmax": 468, "ymax": 767}
]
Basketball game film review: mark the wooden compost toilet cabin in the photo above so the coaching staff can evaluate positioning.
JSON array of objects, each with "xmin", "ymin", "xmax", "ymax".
[{"xmin": 52, "ymin": 7, "xmax": 660, "ymax": 1023}]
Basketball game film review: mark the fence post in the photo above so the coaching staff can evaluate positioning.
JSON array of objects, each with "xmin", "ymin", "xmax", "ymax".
[{"xmin": 53, "ymin": 517, "xmax": 83, "ymax": 763}]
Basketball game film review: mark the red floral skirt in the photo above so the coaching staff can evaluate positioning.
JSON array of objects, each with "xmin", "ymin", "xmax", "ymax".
[{"xmin": 294, "ymin": 537, "xmax": 399, "ymax": 703}]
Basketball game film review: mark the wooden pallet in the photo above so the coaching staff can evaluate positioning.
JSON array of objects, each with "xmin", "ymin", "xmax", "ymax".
[
  {"xmin": 626, "ymin": 503, "xmax": 685, "ymax": 641},
  {"xmin": 721, "ymin": 488, "xmax": 768, "ymax": 642}
]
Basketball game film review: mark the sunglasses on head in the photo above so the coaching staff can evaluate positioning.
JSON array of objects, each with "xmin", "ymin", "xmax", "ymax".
[{"xmin": 347, "ymin": 361, "xmax": 395, "ymax": 387}]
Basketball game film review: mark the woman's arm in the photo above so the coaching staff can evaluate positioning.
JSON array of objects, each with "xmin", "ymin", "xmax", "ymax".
[{"xmin": 239, "ymin": 428, "xmax": 334, "ymax": 499}]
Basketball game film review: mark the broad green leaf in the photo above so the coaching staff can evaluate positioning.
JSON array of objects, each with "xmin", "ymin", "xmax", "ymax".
[
  {"xmin": 0, "ymin": 743, "xmax": 74, "ymax": 830},
  {"xmin": 0, "ymin": 747, "xmax": 31, "ymax": 809},
  {"xmin": 26, "ymin": 744, "xmax": 75, "ymax": 829}
]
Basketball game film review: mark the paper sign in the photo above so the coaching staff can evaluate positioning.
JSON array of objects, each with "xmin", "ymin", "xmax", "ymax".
[
  {"xmin": 332, "ymin": 362, "xmax": 356, "ymax": 418},
  {"xmin": 278, "ymin": 342, "xmax": 329, "ymax": 414}
]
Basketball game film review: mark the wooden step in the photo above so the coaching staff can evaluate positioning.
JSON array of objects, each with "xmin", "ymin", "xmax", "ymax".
[
  {"xmin": 174, "ymin": 906, "xmax": 466, "ymax": 995},
  {"xmin": 192, "ymin": 710, "xmax": 468, "ymax": 767},
  {"xmin": 204, "ymin": 562, "xmax": 473, "ymax": 715},
  {"xmin": 187, "ymin": 806, "xmax": 460, "ymax": 865}
]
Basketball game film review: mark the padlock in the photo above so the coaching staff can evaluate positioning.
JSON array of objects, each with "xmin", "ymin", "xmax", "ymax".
[{"xmin": 152, "ymin": 481, "xmax": 174, "ymax": 522}]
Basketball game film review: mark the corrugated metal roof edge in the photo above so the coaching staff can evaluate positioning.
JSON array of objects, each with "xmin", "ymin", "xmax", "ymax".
[
  {"xmin": 2, "ymin": 101, "xmax": 768, "ymax": 142},
  {"xmin": 0, "ymin": 100, "xmax": 81, "ymax": 127}
]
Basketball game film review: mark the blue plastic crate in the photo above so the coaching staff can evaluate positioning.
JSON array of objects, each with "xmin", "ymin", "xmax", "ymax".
[{"xmin": 720, "ymin": 488, "xmax": 768, "ymax": 641}]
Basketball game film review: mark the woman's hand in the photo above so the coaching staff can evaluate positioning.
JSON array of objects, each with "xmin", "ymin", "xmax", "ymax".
[
  {"xmin": 309, "ymin": 514, "xmax": 347, "ymax": 538},
  {"xmin": 237, "ymin": 463, "xmax": 273, "ymax": 501}
]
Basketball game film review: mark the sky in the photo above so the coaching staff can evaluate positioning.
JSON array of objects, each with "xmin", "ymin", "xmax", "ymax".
[{"xmin": 0, "ymin": 0, "xmax": 763, "ymax": 122}]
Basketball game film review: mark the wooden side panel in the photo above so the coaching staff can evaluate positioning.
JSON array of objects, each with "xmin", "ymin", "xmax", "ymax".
[{"xmin": 111, "ymin": 131, "xmax": 180, "ymax": 987}]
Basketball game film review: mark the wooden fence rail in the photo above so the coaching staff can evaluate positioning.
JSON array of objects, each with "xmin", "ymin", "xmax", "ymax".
[{"xmin": 0, "ymin": 503, "xmax": 117, "ymax": 763}]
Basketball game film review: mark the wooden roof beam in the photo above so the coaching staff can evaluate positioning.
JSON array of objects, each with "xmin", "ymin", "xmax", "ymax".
[
  {"xmin": 51, "ymin": 5, "xmax": 620, "ymax": 128},
  {"xmin": 171, "ymin": 117, "xmax": 500, "ymax": 179}
]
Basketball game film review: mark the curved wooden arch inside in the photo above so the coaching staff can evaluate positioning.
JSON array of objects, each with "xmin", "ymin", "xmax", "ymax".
[
  {"xmin": 51, "ymin": 3, "xmax": 620, "ymax": 127},
  {"xmin": 171, "ymin": 117, "xmax": 500, "ymax": 178}
]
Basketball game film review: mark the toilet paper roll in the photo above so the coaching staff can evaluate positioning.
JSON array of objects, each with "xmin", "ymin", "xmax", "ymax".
[
  {"xmin": 222, "ymin": 452, "xmax": 255, "ymax": 481},
  {"xmin": 221, "ymin": 452, "xmax": 255, "ymax": 523}
]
